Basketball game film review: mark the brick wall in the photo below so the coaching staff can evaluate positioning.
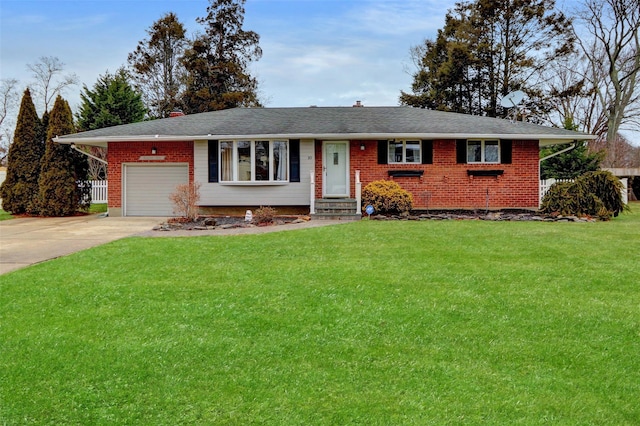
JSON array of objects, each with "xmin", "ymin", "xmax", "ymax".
[
  {"xmin": 316, "ymin": 139, "xmax": 540, "ymax": 209},
  {"xmin": 107, "ymin": 141, "xmax": 194, "ymax": 208}
]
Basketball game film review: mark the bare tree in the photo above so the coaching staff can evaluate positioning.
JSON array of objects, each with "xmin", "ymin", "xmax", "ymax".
[
  {"xmin": 85, "ymin": 146, "xmax": 107, "ymax": 180},
  {"xmin": 589, "ymin": 134, "xmax": 640, "ymax": 168},
  {"xmin": 574, "ymin": 0, "xmax": 640, "ymax": 156},
  {"xmin": 27, "ymin": 56, "xmax": 79, "ymax": 114},
  {"xmin": 0, "ymin": 78, "xmax": 19, "ymax": 165}
]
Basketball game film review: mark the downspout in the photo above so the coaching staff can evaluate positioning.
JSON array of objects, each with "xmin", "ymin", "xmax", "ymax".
[
  {"xmin": 538, "ymin": 141, "xmax": 576, "ymax": 208},
  {"xmin": 539, "ymin": 141, "xmax": 576, "ymax": 164},
  {"xmin": 69, "ymin": 143, "xmax": 107, "ymax": 164}
]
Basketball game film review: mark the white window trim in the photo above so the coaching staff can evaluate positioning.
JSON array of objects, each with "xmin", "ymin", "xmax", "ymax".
[
  {"xmin": 219, "ymin": 139, "xmax": 289, "ymax": 183},
  {"xmin": 389, "ymin": 140, "xmax": 421, "ymax": 164},
  {"xmin": 467, "ymin": 139, "xmax": 501, "ymax": 164}
]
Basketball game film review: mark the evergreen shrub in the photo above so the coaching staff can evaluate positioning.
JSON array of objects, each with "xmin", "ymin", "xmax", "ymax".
[
  {"xmin": 540, "ymin": 170, "xmax": 625, "ymax": 220},
  {"xmin": 38, "ymin": 96, "xmax": 89, "ymax": 216},
  {"xmin": 362, "ymin": 180, "xmax": 413, "ymax": 215},
  {"xmin": 0, "ymin": 89, "xmax": 44, "ymax": 214}
]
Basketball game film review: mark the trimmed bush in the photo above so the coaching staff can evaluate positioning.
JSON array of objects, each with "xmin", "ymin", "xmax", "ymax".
[
  {"xmin": 38, "ymin": 96, "xmax": 90, "ymax": 217},
  {"xmin": 0, "ymin": 89, "xmax": 44, "ymax": 214},
  {"xmin": 362, "ymin": 180, "xmax": 413, "ymax": 214},
  {"xmin": 540, "ymin": 170, "xmax": 625, "ymax": 220}
]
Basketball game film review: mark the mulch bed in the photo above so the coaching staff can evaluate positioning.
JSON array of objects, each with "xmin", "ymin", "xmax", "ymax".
[
  {"xmin": 371, "ymin": 210, "xmax": 596, "ymax": 222},
  {"xmin": 153, "ymin": 215, "xmax": 310, "ymax": 231},
  {"xmin": 155, "ymin": 210, "xmax": 595, "ymax": 231}
]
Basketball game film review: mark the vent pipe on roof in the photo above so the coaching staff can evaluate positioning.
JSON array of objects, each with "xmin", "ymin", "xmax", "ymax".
[{"xmin": 353, "ymin": 100, "xmax": 363, "ymax": 107}]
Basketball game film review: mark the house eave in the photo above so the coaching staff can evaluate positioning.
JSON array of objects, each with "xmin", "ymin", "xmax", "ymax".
[{"xmin": 55, "ymin": 133, "xmax": 594, "ymax": 147}]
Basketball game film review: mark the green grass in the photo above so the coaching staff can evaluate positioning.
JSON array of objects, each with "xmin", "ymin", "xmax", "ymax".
[
  {"xmin": 1, "ymin": 203, "xmax": 639, "ymax": 424},
  {"xmin": 0, "ymin": 209, "xmax": 12, "ymax": 220},
  {"xmin": 89, "ymin": 203, "xmax": 108, "ymax": 214}
]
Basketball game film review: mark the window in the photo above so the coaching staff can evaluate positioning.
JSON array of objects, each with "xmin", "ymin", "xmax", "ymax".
[
  {"xmin": 219, "ymin": 140, "xmax": 289, "ymax": 182},
  {"xmin": 388, "ymin": 140, "xmax": 421, "ymax": 164},
  {"xmin": 467, "ymin": 140, "xmax": 500, "ymax": 163}
]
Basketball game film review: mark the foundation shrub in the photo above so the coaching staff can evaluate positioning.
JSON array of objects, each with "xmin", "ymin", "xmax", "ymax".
[
  {"xmin": 362, "ymin": 180, "xmax": 413, "ymax": 214},
  {"xmin": 170, "ymin": 182, "xmax": 201, "ymax": 221},
  {"xmin": 254, "ymin": 206, "xmax": 277, "ymax": 224}
]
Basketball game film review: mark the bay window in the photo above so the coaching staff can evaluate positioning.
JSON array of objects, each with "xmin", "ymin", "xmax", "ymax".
[{"xmin": 220, "ymin": 140, "xmax": 289, "ymax": 182}]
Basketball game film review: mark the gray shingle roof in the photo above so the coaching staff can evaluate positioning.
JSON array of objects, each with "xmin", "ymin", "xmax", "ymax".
[{"xmin": 55, "ymin": 106, "xmax": 593, "ymax": 146}]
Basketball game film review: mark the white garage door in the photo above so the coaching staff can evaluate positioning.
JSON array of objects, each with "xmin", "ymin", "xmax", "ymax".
[{"xmin": 124, "ymin": 164, "xmax": 189, "ymax": 216}]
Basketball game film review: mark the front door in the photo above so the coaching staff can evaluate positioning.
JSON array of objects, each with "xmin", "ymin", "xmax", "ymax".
[{"xmin": 323, "ymin": 141, "xmax": 349, "ymax": 197}]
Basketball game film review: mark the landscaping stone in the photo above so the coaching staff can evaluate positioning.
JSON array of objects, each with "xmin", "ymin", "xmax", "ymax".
[
  {"xmin": 157, "ymin": 215, "xmax": 305, "ymax": 232},
  {"xmin": 371, "ymin": 211, "xmax": 596, "ymax": 223}
]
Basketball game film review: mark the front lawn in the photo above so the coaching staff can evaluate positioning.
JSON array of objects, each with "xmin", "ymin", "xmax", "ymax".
[{"xmin": 1, "ymin": 203, "xmax": 639, "ymax": 424}]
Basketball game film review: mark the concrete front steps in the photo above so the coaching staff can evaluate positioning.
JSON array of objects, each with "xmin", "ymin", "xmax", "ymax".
[{"xmin": 311, "ymin": 198, "xmax": 362, "ymax": 221}]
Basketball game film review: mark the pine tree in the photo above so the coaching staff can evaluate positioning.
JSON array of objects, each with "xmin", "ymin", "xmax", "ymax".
[
  {"xmin": 401, "ymin": 0, "xmax": 574, "ymax": 118},
  {"xmin": 0, "ymin": 89, "xmax": 44, "ymax": 214},
  {"xmin": 38, "ymin": 95, "xmax": 89, "ymax": 216},
  {"xmin": 76, "ymin": 68, "xmax": 146, "ymax": 132},
  {"xmin": 128, "ymin": 12, "xmax": 188, "ymax": 118},
  {"xmin": 181, "ymin": 0, "xmax": 262, "ymax": 113},
  {"xmin": 540, "ymin": 117, "xmax": 602, "ymax": 179}
]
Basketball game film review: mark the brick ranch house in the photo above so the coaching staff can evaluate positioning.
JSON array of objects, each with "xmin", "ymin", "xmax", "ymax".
[{"xmin": 55, "ymin": 106, "xmax": 594, "ymax": 218}]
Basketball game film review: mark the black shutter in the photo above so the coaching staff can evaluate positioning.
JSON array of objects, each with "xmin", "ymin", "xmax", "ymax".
[
  {"xmin": 377, "ymin": 140, "xmax": 388, "ymax": 164},
  {"xmin": 421, "ymin": 140, "xmax": 433, "ymax": 164},
  {"xmin": 289, "ymin": 139, "xmax": 300, "ymax": 182},
  {"xmin": 208, "ymin": 140, "xmax": 218, "ymax": 182},
  {"xmin": 456, "ymin": 139, "xmax": 467, "ymax": 164},
  {"xmin": 500, "ymin": 139, "xmax": 512, "ymax": 164}
]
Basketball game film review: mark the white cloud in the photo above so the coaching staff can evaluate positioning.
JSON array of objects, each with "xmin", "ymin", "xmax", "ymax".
[{"xmin": 349, "ymin": 0, "xmax": 450, "ymax": 36}]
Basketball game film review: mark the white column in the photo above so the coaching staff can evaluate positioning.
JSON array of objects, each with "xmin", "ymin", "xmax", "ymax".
[
  {"xmin": 355, "ymin": 170, "xmax": 362, "ymax": 215},
  {"xmin": 310, "ymin": 169, "xmax": 316, "ymax": 214}
]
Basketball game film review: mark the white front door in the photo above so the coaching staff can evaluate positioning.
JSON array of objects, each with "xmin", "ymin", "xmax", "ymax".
[{"xmin": 323, "ymin": 141, "xmax": 349, "ymax": 197}]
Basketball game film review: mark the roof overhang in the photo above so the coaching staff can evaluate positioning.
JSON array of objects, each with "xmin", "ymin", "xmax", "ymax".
[{"xmin": 55, "ymin": 133, "xmax": 594, "ymax": 148}]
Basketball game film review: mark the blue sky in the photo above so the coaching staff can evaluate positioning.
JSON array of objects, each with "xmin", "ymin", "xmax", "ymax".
[{"xmin": 0, "ymin": 0, "xmax": 455, "ymax": 116}]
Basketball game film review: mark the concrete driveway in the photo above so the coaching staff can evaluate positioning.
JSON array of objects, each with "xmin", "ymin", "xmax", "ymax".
[{"xmin": 0, "ymin": 215, "xmax": 162, "ymax": 275}]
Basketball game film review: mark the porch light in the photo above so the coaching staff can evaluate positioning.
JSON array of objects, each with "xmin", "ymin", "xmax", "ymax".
[
  {"xmin": 151, "ymin": 147, "xmax": 157, "ymax": 155},
  {"xmin": 360, "ymin": 143, "xmax": 365, "ymax": 151}
]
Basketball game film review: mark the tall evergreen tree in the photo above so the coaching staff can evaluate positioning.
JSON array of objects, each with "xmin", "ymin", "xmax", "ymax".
[
  {"xmin": 181, "ymin": 0, "xmax": 262, "ymax": 113},
  {"xmin": 0, "ymin": 89, "xmax": 44, "ymax": 214},
  {"xmin": 76, "ymin": 68, "xmax": 146, "ymax": 132},
  {"xmin": 38, "ymin": 96, "xmax": 90, "ymax": 216},
  {"xmin": 128, "ymin": 12, "xmax": 188, "ymax": 119},
  {"xmin": 401, "ymin": 0, "xmax": 574, "ymax": 118}
]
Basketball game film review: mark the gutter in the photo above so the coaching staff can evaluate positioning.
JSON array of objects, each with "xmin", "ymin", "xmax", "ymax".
[{"xmin": 55, "ymin": 133, "xmax": 595, "ymax": 147}]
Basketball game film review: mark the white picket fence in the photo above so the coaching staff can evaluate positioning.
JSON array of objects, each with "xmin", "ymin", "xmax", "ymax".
[
  {"xmin": 540, "ymin": 178, "xmax": 628, "ymax": 205},
  {"xmin": 90, "ymin": 180, "xmax": 108, "ymax": 204}
]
